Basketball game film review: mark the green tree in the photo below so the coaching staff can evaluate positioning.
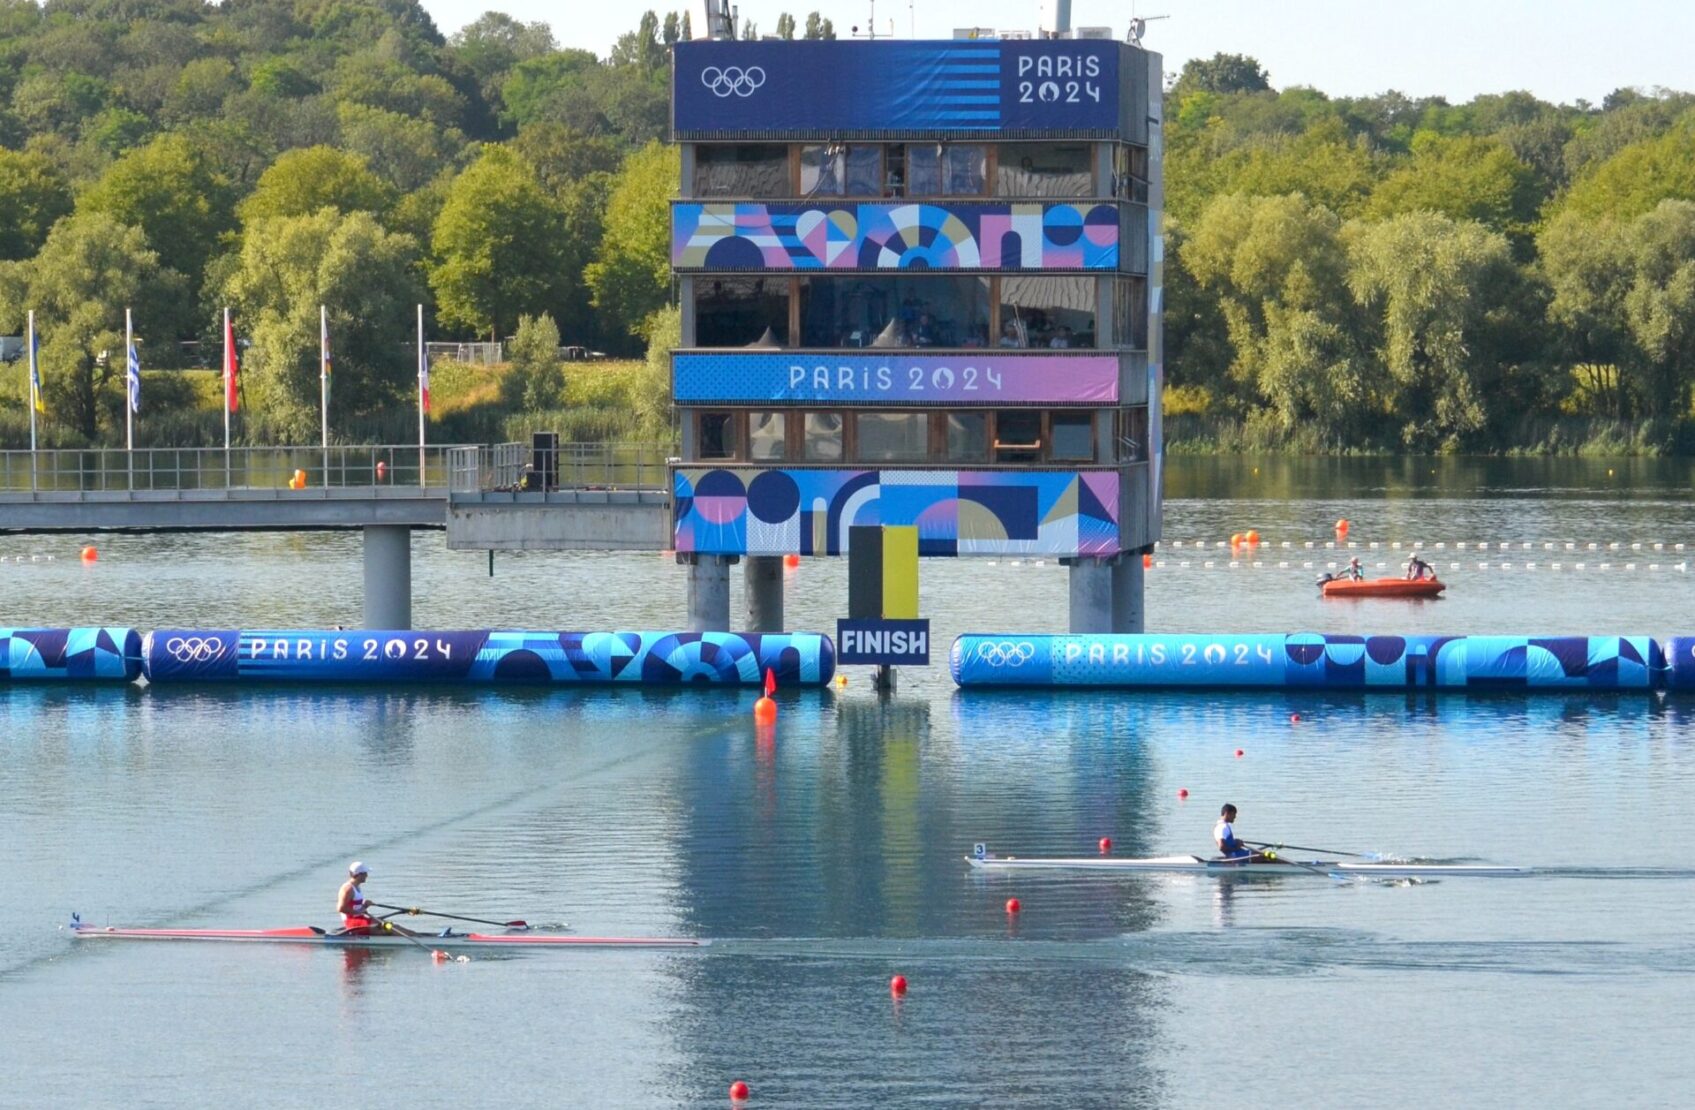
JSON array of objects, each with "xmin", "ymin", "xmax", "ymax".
[
  {"xmin": 1347, "ymin": 212, "xmax": 1521, "ymax": 448},
  {"xmin": 610, "ymin": 12, "xmax": 666, "ymax": 73},
  {"xmin": 0, "ymin": 211, "xmax": 185, "ymax": 440},
  {"xmin": 1173, "ymin": 53, "xmax": 1271, "ymax": 99},
  {"xmin": 430, "ymin": 146, "xmax": 569, "ymax": 339},
  {"xmin": 662, "ymin": 12, "xmax": 681, "ymax": 46},
  {"xmin": 336, "ymin": 102, "xmax": 464, "ymax": 192},
  {"xmin": 504, "ymin": 311, "xmax": 565, "ymax": 410},
  {"xmin": 585, "ymin": 140, "xmax": 677, "ymax": 345},
  {"xmin": 510, "ymin": 123, "xmax": 623, "ymax": 194},
  {"xmin": 1367, "ymin": 133, "xmax": 1540, "ymax": 236},
  {"xmin": 0, "ymin": 149, "xmax": 72, "ymax": 261},
  {"xmin": 1618, "ymin": 200, "xmax": 1695, "ymax": 419},
  {"xmin": 635, "ymin": 302, "xmax": 678, "ymax": 440},
  {"xmin": 77, "ymin": 133, "xmax": 235, "ymax": 310},
  {"xmin": 1560, "ymin": 117, "xmax": 1695, "ymax": 220},
  {"xmin": 223, "ymin": 208, "xmax": 423, "ymax": 438},
  {"xmin": 803, "ymin": 12, "xmax": 835, "ymax": 39},
  {"xmin": 1182, "ymin": 193, "xmax": 1366, "ymax": 438},
  {"xmin": 775, "ymin": 13, "xmax": 796, "ymax": 39},
  {"xmin": 238, "ymin": 146, "xmax": 396, "ymax": 224}
]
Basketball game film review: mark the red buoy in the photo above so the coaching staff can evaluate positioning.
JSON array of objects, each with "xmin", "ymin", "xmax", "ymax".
[
  {"xmin": 1177, "ymin": 788, "xmax": 1189, "ymax": 800},
  {"xmin": 784, "ymin": 553, "xmax": 800, "ymax": 568},
  {"xmin": 729, "ymin": 1080, "xmax": 749, "ymax": 1102},
  {"xmin": 753, "ymin": 696, "xmax": 777, "ymax": 723},
  {"xmin": 1005, "ymin": 897, "xmax": 1021, "ymax": 914},
  {"xmin": 890, "ymin": 974, "xmax": 908, "ymax": 996},
  {"xmin": 79, "ymin": 545, "xmax": 98, "ymax": 563},
  {"xmin": 1235, "ymin": 748, "xmax": 1244, "ymax": 757},
  {"xmin": 1098, "ymin": 837, "xmax": 1112, "ymax": 854},
  {"xmin": 1290, "ymin": 713, "xmax": 1301, "ymax": 723},
  {"xmin": 376, "ymin": 461, "xmax": 388, "ymax": 480}
]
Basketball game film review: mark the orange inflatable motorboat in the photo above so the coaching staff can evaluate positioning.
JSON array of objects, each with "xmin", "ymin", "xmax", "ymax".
[{"xmin": 1320, "ymin": 576, "xmax": 1445, "ymax": 599}]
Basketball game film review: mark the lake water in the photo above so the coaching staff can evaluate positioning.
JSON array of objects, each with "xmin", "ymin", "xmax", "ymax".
[{"xmin": 2, "ymin": 458, "xmax": 1692, "ymax": 1107}]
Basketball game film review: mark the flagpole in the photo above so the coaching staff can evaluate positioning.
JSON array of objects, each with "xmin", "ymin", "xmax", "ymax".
[
  {"xmin": 223, "ymin": 306, "xmax": 231, "ymax": 479},
  {"xmin": 26, "ymin": 309, "xmax": 37, "ymax": 492},
  {"xmin": 125, "ymin": 307, "xmax": 134, "ymax": 490},
  {"xmin": 319, "ymin": 303, "xmax": 329, "ymax": 481},
  {"xmin": 416, "ymin": 303, "xmax": 426, "ymax": 488}
]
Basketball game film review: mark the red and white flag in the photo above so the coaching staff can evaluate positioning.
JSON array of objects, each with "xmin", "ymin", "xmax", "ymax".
[{"xmin": 223, "ymin": 307, "xmax": 239, "ymax": 413}]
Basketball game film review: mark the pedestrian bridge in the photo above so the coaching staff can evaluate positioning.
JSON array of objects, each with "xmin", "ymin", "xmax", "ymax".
[{"xmin": 0, "ymin": 444, "xmax": 673, "ymax": 625}]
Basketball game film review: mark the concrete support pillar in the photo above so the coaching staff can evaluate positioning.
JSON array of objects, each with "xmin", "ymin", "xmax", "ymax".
[
  {"xmin": 1066, "ymin": 556, "xmax": 1115, "ymax": 634},
  {"xmin": 362, "ymin": 525, "xmax": 412, "ymax": 629},
  {"xmin": 681, "ymin": 553, "xmax": 733, "ymax": 632},
  {"xmin": 1112, "ymin": 552, "xmax": 1146, "ymax": 634},
  {"xmin": 743, "ymin": 555, "xmax": 785, "ymax": 632}
]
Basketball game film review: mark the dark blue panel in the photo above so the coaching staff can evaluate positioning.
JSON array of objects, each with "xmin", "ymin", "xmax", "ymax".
[{"xmin": 675, "ymin": 40, "xmax": 1126, "ymax": 136}]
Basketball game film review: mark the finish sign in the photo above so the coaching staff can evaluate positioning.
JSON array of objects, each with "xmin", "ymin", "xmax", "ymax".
[{"xmin": 836, "ymin": 619, "xmax": 931, "ymax": 667}]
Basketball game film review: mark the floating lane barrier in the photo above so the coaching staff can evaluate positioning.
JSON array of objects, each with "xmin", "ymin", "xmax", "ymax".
[
  {"xmin": 0, "ymin": 627, "xmax": 142, "ymax": 681},
  {"xmin": 951, "ymin": 633, "xmax": 1666, "ymax": 691},
  {"xmin": 143, "ymin": 630, "xmax": 834, "ymax": 687}
]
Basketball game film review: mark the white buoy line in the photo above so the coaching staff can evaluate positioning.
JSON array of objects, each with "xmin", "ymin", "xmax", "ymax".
[
  {"xmin": 0, "ymin": 554, "xmax": 58, "ymax": 564},
  {"xmin": 1164, "ymin": 539, "xmax": 1688, "ymax": 552}
]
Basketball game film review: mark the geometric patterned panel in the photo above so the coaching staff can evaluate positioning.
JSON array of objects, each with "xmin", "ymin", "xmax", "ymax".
[
  {"xmin": 673, "ymin": 201, "xmax": 1121, "ymax": 271},
  {"xmin": 950, "ymin": 633, "xmax": 1671, "ymax": 690},
  {"xmin": 0, "ymin": 627, "xmax": 142, "ymax": 680},
  {"xmin": 673, "ymin": 468, "xmax": 1121, "ymax": 557}
]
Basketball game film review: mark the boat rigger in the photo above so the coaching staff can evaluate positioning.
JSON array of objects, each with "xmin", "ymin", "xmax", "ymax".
[
  {"xmin": 66, "ymin": 917, "xmax": 707, "ymax": 950},
  {"xmin": 965, "ymin": 852, "xmax": 1529, "ymax": 878}
]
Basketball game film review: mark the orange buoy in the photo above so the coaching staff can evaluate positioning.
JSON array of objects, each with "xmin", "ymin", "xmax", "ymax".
[
  {"xmin": 1142, "ymin": 552, "xmax": 1152, "ymax": 569},
  {"xmin": 1246, "ymin": 530, "xmax": 1260, "ymax": 545},
  {"xmin": 890, "ymin": 974, "xmax": 908, "ymax": 996},
  {"xmin": 753, "ymin": 696, "xmax": 777, "ymax": 723},
  {"xmin": 1230, "ymin": 533, "xmax": 1242, "ymax": 547},
  {"xmin": 376, "ymin": 461, "xmax": 388, "ymax": 480},
  {"xmin": 1335, "ymin": 518, "xmax": 1349, "ymax": 534},
  {"xmin": 1098, "ymin": 837, "xmax": 1112, "ymax": 854},
  {"xmin": 1177, "ymin": 788, "xmax": 1189, "ymax": 799},
  {"xmin": 783, "ymin": 553, "xmax": 800, "ymax": 568},
  {"xmin": 834, "ymin": 673, "xmax": 847, "ymax": 687},
  {"xmin": 80, "ymin": 545, "xmax": 98, "ymax": 563},
  {"xmin": 729, "ymin": 1080, "xmax": 749, "ymax": 1102},
  {"xmin": 1005, "ymin": 897, "xmax": 1021, "ymax": 914}
]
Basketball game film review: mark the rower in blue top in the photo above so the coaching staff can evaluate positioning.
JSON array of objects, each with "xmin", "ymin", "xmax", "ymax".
[{"xmin": 1214, "ymin": 804, "xmax": 1258, "ymax": 860}]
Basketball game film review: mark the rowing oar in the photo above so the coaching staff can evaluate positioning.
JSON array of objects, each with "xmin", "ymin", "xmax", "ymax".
[
  {"xmin": 1245, "ymin": 840, "xmax": 1369, "ymax": 859},
  {"xmin": 368, "ymin": 902, "xmax": 531, "ymax": 930},
  {"xmin": 376, "ymin": 920, "xmax": 464, "ymax": 963}
]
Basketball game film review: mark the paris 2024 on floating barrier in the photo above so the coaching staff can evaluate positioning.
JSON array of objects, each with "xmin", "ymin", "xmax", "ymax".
[
  {"xmin": 141, "ymin": 630, "xmax": 834, "ymax": 686},
  {"xmin": 0, "ymin": 628, "xmax": 833, "ymax": 687},
  {"xmin": 952, "ymin": 633, "xmax": 1680, "ymax": 691}
]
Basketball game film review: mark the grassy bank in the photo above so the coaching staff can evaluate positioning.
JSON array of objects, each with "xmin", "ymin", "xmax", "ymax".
[{"xmin": 0, "ymin": 358, "xmax": 673, "ymax": 450}]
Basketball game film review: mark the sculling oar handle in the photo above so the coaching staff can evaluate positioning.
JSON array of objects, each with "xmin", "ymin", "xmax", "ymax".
[
  {"xmin": 1245, "ymin": 840, "xmax": 1367, "ymax": 858},
  {"xmin": 367, "ymin": 901, "xmax": 532, "ymax": 929}
]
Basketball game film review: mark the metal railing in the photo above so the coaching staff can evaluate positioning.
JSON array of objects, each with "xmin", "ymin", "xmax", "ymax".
[
  {"xmin": 0, "ymin": 446, "xmax": 472, "ymax": 494},
  {"xmin": 448, "ymin": 442, "xmax": 673, "ymax": 494}
]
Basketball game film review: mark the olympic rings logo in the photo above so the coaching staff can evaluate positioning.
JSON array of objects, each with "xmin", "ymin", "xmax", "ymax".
[
  {"xmin": 164, "ymin": 636, "xmax": 225, "ymax": 663},
  {"xmin": 701, "ymin": 65, "xmax": 766, "ymax": 98},
  {"xmin": 970, "ymin": 640, "xmax": 1037, "ymax": 667}
]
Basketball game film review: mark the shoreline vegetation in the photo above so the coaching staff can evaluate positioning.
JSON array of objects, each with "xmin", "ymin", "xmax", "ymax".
[{"xmin": 0, "ymin": 6, "xmax": 1690, "ymax": 455}]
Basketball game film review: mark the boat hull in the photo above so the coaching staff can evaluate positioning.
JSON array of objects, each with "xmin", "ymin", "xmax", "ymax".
[
  {"xmin": 965, "ymin": 854, "xmax": 1527, "ymax": 877},
  {"xmin": 67, "ymin": 924, "xmax": 707, "ymax": 949},
  {"xmin": 1321, "ymin": 577, "xmax": 1445, "ymax": 599}
]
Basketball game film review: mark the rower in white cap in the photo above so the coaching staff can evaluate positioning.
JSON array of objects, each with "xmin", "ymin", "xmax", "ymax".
[{"xmin": 337, "ymin": 861, "xmax": 415, "ymax": 936}]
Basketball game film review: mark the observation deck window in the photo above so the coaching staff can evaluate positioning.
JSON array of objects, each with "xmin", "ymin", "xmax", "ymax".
[
  {"xmin": 997, "ymin": 143, "xmax": 1093, "ymax": 198},
  {"xmin": 698, "ymin": 412, "xmax": 737, "ymax": 459},
  {"xmin": 855, "ymin": 412, "xmax": 929, "ymax": 462},
  {"xmin": 906, "ymin": 144, "xmax": 987, "ymax": 196},
  {"xmin": 694, "ymin": 144, "xmax": 790, "ymax": 197},
  {"xmin": 1050, "ymin": 412, "xmax": 1096, "ymax": 460},
  {"xmin": 799, "ymin": 275, "xmax": 990, "ymax": 349},
  {"xmin": 1000, "ymin": 276, "xmax": 1096, "ymax": 350},
  {"xmin": 749, "ymin": 412, "xmax": 787, "ymax": 460},
  {"xmin": 1113, "ymin": 276, "xmax": 1148, "ymax": 349},
  {"xmin": 803, "ymin": 412, "xmax": 844, "ymax": 461},
  {"xmin": 696, "ymin": 277, "xmax": 791, "ymax": 348},
  {"xmin": 1113, "ymin": 145, "xmax": 1150, "ymax": 203},
  {"xmin": 800, "ymin": 144, "xmax": 883, "ymax": 197},
  {"xmin": 946, "ymin": 412, "xmax": 989, "ymax": 461},
  {"xmin": 992, "ymin": 410, "xmax": 1042, "ymax": 464}
]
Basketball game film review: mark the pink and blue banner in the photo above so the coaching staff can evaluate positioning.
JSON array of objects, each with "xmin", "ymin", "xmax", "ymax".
[{"xmin": 674, "ymin": 352, "xmax": 1119, "ymax": 405}]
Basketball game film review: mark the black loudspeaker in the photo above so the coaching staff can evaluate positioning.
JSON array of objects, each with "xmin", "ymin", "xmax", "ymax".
[{"xmin": 531, "ymin": 431, "xmax": 559, "ymax": 491}]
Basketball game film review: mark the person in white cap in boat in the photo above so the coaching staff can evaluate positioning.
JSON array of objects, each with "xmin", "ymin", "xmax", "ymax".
[{"xmin": 337, "ymin": 861, "xmax": 414, "ymax": 936}]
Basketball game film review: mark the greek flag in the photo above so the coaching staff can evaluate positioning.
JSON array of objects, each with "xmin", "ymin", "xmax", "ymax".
[
  {"xmin": 27, "ymin": 321, "xmax": 42, "ymax": 415},
  {"xmin": 126, "ymin": 341, "xmax": 140, "ymax": 413}
]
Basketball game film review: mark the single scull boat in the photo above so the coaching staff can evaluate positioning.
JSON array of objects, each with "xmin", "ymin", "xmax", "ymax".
[
  {"xmin": 67, "ymin": 917, "xmax": 706, "ymax": 949},
  {"xmin": 965, "ymin": 852, "xmax": 1528, "ymax": 877}
]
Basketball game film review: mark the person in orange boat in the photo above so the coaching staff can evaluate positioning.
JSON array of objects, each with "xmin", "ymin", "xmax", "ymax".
[
  {"xmin": 1404, "ymin": 553, "xmax": 1435, "ymax": 580},
  {"xmin": 1342, "ymin": 556, "xmax": 1365, "ymax": 581}
]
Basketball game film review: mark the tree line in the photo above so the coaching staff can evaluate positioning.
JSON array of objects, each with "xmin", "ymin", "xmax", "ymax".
[
  {"xmin": 0, "ymin": 5, "xmax": 1690, "ymax": 453},
  {"xmin": 1165, "ymin": 54, "xmax": 1695, "ymax": 453}
]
